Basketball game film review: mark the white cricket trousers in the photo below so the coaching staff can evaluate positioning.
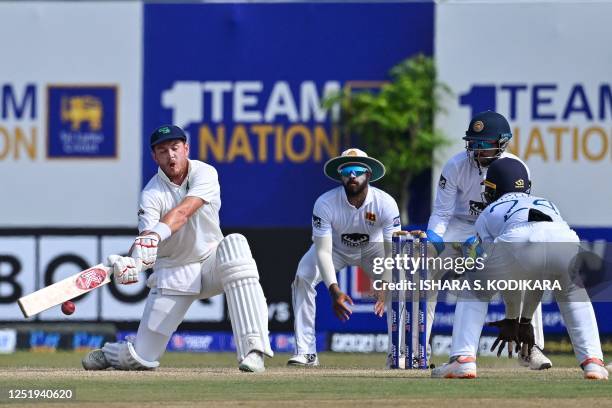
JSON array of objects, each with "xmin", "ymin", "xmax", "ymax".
[
  {"xmin": 291, "ymin": 244, "xmax": 385, "ymax": 354},
  {"xmin": 430, "ymin": 218, "xmax": 545, "ymax": 349},
  {"xmin": 450, "ymin": 224, "xmax": 603, "ymax": 364}
]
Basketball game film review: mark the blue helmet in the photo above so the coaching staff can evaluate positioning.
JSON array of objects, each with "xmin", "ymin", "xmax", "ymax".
[
  {"xmin": 483, "ymin": 157, "xmax": 530, "ymax": 204},
  {"xmin": 463, "ymin": 111, "xmax": 512, "ymax": 167}
]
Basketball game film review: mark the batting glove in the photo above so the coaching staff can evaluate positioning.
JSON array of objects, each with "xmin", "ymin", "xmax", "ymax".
[
  {"xmin": 108, "ymin": 255, "xmax": 141, "ymax": 285},
  {"xmin": 132, "ymin": 235, "xmax": 159, "ymax": 270}
]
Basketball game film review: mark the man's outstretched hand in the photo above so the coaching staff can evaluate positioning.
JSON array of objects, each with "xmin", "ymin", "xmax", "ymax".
[
  {"xmin": 374, "ymin": 290, "xmax": 385, "ymax": 317},
  {"xmin": 488, "ymin": 318, "xmax": 519, "ymax": 358},
  {"xmin": 329, "ymin": 284, "xmax": 353, "ymax": 321}
]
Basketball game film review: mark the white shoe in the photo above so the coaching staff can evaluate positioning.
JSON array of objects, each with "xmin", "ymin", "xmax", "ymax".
[
  {"xmin": 519, "ymin": 346, "xmax": 552, "ymax": 370},
  {"xmin": 239, "ymin": 351, "xmax": 265, "ymax": 373},
  {"xmin": 431, "ymin": 356, "xmax": 477, "ymax": 379},
  {"xmin": 287, "ymin": 353, "xmax": 319, "ymax": 367},
  {"xmin": 582, "ymin": 358, "xmax": 608, "ymax": 380},
  {"xmin": 82, "ymin": 349, "xmax": 111, "ymax": 370}
]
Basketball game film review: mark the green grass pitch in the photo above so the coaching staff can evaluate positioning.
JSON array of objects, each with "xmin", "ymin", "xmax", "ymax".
[{"xmin": 0, "ymin": 352, "xmax": 610, "ymax": 407}]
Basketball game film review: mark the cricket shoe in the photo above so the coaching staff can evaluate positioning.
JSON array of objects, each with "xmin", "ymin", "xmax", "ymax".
[
  {"xmin": 239, "ymin": 351, "xmax": 265, "ymax": 373},
  {"xmin": 431, "ymin": 356, "xmax": 477, "ymax": 379},
  {"xmin": 582, "ymin": 358, "xmax": 608, "ymax": 380},
  {"xmin": 287, "ymin": 353, "xmax": 319, "ymax": 367},
  {"xmin": 519, "ymin": 346, "xmax": 552, "ymax": 370},
  {"xmin": 82, "ymin": 349, "xmax": 111, "ymax": 370}
]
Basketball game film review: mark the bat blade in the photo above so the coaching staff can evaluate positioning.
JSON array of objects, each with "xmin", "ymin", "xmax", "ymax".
[{"xmin": 17, "ymin": 264, "xmax": 112, "ymax": 318}]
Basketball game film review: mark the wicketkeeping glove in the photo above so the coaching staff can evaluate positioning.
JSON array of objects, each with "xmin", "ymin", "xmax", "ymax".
[
  {"xmin": 132, "ymin": 235, "xmax": 159, "ymax": 269},
  {"xmin": 518, "ymin": 317, "xmax": 535, "ymax": 353},
  {"xmin": 108, "ymin": 255, "xmax": 141, "ymax": 285},
  {"xmin": 488, "ymin": 318, "xmax": 519, "ymax": 358}
]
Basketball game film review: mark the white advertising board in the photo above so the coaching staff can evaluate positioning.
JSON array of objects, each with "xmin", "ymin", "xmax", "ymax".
[
  {"xmin": 0, "ymin": 2, "xmax": 141, "ymax": 226},
  {"xmin": 435, "ymin": 1, "xmax": 612, "ymax": 227}
]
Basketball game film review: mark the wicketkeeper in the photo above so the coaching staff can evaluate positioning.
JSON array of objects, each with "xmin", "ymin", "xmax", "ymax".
[
  {"xmin": 426, "ymin": 111, "xmax": 552, "ymax": 370},
  {"xmin": 432, "ymin": 158, "xmax": 607, "ymax": 380}
]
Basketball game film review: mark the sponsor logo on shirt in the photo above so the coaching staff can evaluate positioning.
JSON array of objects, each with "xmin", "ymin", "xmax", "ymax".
[
  {"xmin": 341, "ymin": 233, "xmax": 370, "ymax": 247},
  {"xmin": 393, "ymin": 216, "xmax": 401, "ymax": 227},
  {"xmin": 138, "ymin": 208, "xmax": 145, "ymax": 216},
  {"xmin": 439, "ymin": 175, "xmax": 447, "ymax": 189},
  {"xmin": 468, "ymin": 200, "xmax": 486, "ymax": 216},
  {"xmin": 365, "ymin": 212, "xmax": 376, "ymax": 225},
  {"xmin": 312, "ymin": 214, "xmax": 322, "ymax": 228}
]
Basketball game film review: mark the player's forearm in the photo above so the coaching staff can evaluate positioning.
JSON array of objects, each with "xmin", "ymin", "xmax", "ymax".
[
  {"xmin": 314, "ymin": 236, "xmax": 337, "ymax": 287},
  {"xmin": 381, "ymin": 240, "xmax": 393, "ymax": 282},
  {"xmin": 155, "ymin": 197, "xmax": 205, "ymax": 236},
  {"xmin": 160, "ymin": 207, "xmax": 191, "ymax": 233}
]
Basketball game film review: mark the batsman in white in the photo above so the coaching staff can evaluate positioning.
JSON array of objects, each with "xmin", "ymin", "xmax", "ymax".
[
  {"xmin": 426, "ymin": 111, "xmax": 552, "ymax": 370},
  {"xmin": 432, "ymin": 158, "xmax": 608, "ymax": 380},
  {"xmin": 82, "ymin": 125, "xmax": 273, "ymax": 372},
  {"xmin": 288, "ymin": 149, "xmax": 401, "ymax": 367}
]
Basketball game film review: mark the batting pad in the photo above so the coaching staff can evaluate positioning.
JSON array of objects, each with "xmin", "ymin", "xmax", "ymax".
[
  {"xmin": 225, "ymin": 277, "xmax": 274, "ymax": 361},
  {"xmin": 216, "ymin": 234, "xmax": 259, "ymax": 285},
  {"xmin": 102, "ymin": 341, "xmax": 159, "ymax": 370},
  {"xmin": 216, "ymin": 234, "xmax": 273, "ymax": 361}
]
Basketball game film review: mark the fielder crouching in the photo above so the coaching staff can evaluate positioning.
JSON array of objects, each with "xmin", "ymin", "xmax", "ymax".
[
  {"xmin": 82, "ymin": 125, "xmax": 273, "ymax": 372},
  {"xmin": 432, "ymin": 158, "xmax": 607, "ymax": 380},
  {"xmin": 288, "ymin": 148, "xmax": 401, "ymax": 367}
]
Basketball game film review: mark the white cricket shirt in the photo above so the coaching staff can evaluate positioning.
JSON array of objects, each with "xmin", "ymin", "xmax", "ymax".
[
  {"xmin": 475, "ymin": 192, "xmax": 569, "ymax": 243},
  {"xmin": 138, "ymin": 160, "xmax": 223, "ymax": 292},
  {"xmin": 312, "ymin": 186, "xmax": 401, "ymax": 259},
  {"xmin": 428, "ymin": 151, "xmax": 528, "ymax": 237}
]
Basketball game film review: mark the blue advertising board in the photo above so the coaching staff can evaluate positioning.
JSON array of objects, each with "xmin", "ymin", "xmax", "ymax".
[
  {"xmin": 143, "ymin": 2, "xmax": 434, "ymax": 227},
  {"xmin": 47, "ymin": 85, "xmax": 118, "ymax": 158},
  {"xmin": 116, "ymin": 331, "xmax": 327, "ymax": 353}
]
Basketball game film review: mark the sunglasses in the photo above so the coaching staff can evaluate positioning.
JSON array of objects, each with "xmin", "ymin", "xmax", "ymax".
[
  {"xmin": 338, "ymin": 165, "xmax": 370, "ymax": 178},
  {"xmin": 467, "ymin": 140, "xmax": 498, "ymax": 150}
]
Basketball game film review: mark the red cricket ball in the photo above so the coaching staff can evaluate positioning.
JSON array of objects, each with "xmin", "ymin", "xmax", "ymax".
[{"xmin": 61, "ymin": 301, "xmax": 75, "ymax": 315}]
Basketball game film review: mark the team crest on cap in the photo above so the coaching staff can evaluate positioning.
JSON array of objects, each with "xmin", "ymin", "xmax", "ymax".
[
  {"xmin": 473, "ymin": 120, "xmax": 484, "ymax": 132},
  {"xmin": 158, "ymin": 126, "xmax": 171, "ymax": 134},
  {"xmin": 515, "ymin": 179, "xmax": 525, "ymax": 188},
  {"xmin": 346, "ymin": 149, "xmax": 358, "ymax": 156}
]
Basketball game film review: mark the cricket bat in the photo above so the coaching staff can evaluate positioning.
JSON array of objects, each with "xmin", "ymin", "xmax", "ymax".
[{"xmin": 18, "ymin": 263, "xmax": 113, "ymax": 318}]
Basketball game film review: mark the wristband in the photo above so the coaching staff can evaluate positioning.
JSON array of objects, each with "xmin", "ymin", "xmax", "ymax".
[{"xmin": 150, "ymin": 222, "xmax": 171, "ymax": 241}]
